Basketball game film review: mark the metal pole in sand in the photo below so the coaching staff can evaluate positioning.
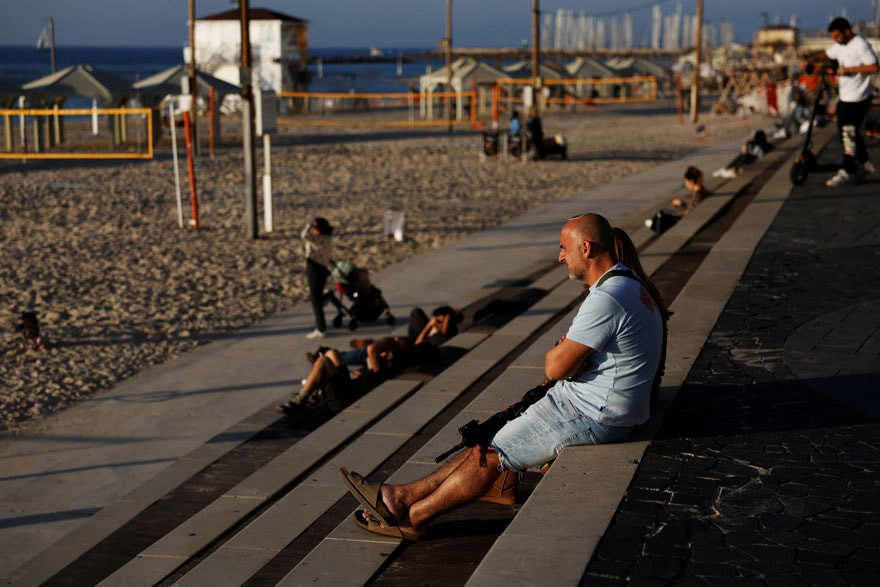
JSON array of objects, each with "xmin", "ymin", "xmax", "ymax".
[
  {"xmin": 183, "ymin": 110, "xmax": 199, "ymax": 229},
  {"xmin": 240, "ymin": 0, "xmax": 258, "ymax": 239},
  {"xmin": 691, "ymin": 0, "xmax": 704, "ymax": 123},
  {"xmin": 445, "ymin": 0, "xmax": 453, "ymax": 133},
  {"xmin": 169, "ymin": 102, "xmax": 184, "ymax": 228},
  {"xmin": 188, "ymin": 0, "xmax": 200, "ymax": 156}
]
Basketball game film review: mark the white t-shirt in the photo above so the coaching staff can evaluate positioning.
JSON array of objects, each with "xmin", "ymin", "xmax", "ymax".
[
  {"xmin": 554, "ymin": 264, "xmax": 664, "ymax": 427},
  {"xmin": 826, "ymin": 34, "xmax": 878, "ymax": 102}
]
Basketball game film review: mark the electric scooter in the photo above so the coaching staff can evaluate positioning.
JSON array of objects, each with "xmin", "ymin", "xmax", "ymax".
[{"xmin": 790, "ymin": 63, "xmax": 834, "ymax": 185}]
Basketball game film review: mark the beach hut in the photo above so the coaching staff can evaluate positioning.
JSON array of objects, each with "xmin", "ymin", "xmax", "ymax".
[
  {"xmin": 418, "ymin": 57, "xmax": 507, "ymax": 119},
  {"xmin": 604, "ymin": 57, "xmax": 670, "ymax": 98},
  {"xmin": 21, "ymin": 64, "xmax": 131, "ymax": 107},
  {"xmin": 192, "ymin": 8, "xmax": 309, "ymax": 98},
  {"xmin": 501, "ymin": 60, "xmax": 570, "ymax": 108},
  {"xmin": 20, "ymin": 64, "xmax": 133, "ymax": 149},
  {"xmin": 133, "ymin": 65, "xmax": 240, "ymax": 141},
  {"xmin": 1, "ymin": 77, "xmax": 25, "ymax": 151},
  {"xmin": 565, "ymin": 57, "xmax": 616, "ymax": 99}
]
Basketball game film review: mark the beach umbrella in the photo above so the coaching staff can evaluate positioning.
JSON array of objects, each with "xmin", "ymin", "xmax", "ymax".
[
  {"xmin": 21, "ymin": 64, "xmax": 132, "ymax": 106},
  {"xmin": 132, "ymin": 65, "xmax": 239, "ymax": 99}
]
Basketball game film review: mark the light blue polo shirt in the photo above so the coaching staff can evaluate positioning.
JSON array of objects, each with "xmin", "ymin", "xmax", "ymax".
[{"xmin": 553, "ymin": 263, "xmax": 663, "ymax": 427}]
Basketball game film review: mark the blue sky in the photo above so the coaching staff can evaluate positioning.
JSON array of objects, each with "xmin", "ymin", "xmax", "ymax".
[{"xmin": 3, "ymin": 1, "xmax": 878, "ymax": 48}]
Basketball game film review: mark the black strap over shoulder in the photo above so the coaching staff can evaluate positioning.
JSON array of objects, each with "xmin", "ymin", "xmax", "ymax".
[{"xmin": 592, "ymin": 269, "xmax": 639, "ymax": 290}]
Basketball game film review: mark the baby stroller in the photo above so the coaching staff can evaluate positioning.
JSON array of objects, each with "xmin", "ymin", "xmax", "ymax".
[{"xmin": 326, "ymin": 259, "xmax": 396, "ymax": 330}]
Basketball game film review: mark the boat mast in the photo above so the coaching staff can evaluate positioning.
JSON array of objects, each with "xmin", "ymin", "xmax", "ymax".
[{"xmin": 49, "ymin": 18, "xmax": 56, "ymax": 73}]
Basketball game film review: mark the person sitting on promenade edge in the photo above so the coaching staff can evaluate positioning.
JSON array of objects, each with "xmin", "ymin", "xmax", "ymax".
[
  {"xmin": 804, "ymin": 17, "xmax": 879, "ymax": 186},
  {"xmin": 301, "ymin": 217, "xmax": 335, "ymax": 340},
  {"xmin": 645, "ymin": 166, "xmax": 709, "ymax": 234},
  {"xmin": 673, "ymin": 166, "xmax": 709, "ymax": 215},
  {"xmin": 339, "ymin": 213, "xmax": 664, "ymax": 540},
  {"xmin": 712, "ymin": 130, "xmax": 774, "ymax": 179}
]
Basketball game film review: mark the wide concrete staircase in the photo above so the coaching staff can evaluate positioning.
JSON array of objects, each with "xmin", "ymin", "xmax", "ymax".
[{"xmin": 6, "ymin": 127, "xmax": 824, "ymax": 586}]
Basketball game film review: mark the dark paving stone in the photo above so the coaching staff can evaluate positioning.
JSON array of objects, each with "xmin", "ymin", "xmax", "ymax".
[{"xmin": 583, "ymin": 139, "xmax": 880, "ymax": 583}]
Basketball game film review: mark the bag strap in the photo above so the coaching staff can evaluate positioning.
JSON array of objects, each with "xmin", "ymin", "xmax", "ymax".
[{"xmin": 592, "ymin": 268, "xmax": 638, "ymax": 290}]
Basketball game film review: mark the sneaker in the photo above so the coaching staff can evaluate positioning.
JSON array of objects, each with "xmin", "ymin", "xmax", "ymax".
[
  {"xmin": 274, "ymin": 400, "xmax": 302, "ymax": 415},
  {"xmin": 300, "ymin": 378, "xmax": 308, "ymax": 386},
  {"xmin": 644, "ymin": 218, "xmax": 654, "ymax": 229},
  {"xmin": 825, "ymin": 169, "xmax": 852, "ymax": 187},
  {"xmin": 719, "ymin": 168, "xmax": 737, "ymax": 179},
  {"xmin": 863, "ymin": 160, "xmax": 876, "ymax": 175},
  {"xmin": 712, "ymin": 167, "xmax": 725, "ymax": 177},
  {"xmin": 771, "ymin": 128, "xmax": 789, "ymax": 139},
  {"xmin": 306, "ymin": 329, "xmax": 325, "ymax": 340}
]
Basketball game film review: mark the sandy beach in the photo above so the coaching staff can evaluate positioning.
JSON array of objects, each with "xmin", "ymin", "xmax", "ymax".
[{"xmin": 0, "ymin": 102, "xmax": 775, "ymax": 434}]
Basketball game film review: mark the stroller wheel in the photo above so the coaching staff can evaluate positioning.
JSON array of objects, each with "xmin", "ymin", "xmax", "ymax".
[
  {"xmin": 333, "ymin": 315, "xmax": 343, "ymax": 328},
  {"xmin": 349, "ymin": 320, "xmax": 358, "ymax": 331},
  {"xmin": 386, "ymin": 314, "xmax": 396, "ymax": 326}
]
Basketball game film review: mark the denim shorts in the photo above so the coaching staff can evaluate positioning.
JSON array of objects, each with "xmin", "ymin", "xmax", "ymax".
[
  {"xmin": 490, "ymin": 390, "xmax": 633, "ymax": 471},
  {"xmin": 341, "ymin": 348, "xmax": 367, "ymax": 366}
]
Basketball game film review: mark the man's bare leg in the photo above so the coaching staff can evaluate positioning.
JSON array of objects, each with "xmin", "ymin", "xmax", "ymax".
[
  {"xmin": 296, "ymin": 351, "xmax": 344, "ymax": 403},
  {"xmin": 376, "ymin": 445, "xmax": 503, "ymax": 537}
]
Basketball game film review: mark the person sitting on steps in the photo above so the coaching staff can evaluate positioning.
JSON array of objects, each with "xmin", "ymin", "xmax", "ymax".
[{"xmin": 338, "ymin": 213, "xmax": 664, "ymax": 540}]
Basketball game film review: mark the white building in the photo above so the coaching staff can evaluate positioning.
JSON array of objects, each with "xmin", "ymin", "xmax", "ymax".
[{"xmin": 188, "ymin": 8, "xmax": 309, "ymax": 93}]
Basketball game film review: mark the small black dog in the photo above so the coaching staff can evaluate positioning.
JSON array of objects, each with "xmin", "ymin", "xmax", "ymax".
[{"xmin": 18, "ymin": 311, "xmax": 46, "ymax": 350}]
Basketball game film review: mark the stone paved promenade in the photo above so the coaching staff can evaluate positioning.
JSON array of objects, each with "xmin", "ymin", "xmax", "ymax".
[{"xmin": 583, "ymin": 137, "xmax": 880, "ymax": 584}]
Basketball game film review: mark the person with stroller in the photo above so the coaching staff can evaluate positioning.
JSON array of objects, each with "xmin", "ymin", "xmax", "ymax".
[
  {"xmin": 804, "ymin": 17, "xmax": 878, "ymax": 187},
  {"xmin": 301, "ymin": 217, "xmax": 334, "ymax": 340}
]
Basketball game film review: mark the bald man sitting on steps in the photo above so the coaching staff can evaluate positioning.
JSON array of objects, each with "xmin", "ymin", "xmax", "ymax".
[{"xmin": 339, "ymin": 213, "xmax": 665, "ymax": 540}]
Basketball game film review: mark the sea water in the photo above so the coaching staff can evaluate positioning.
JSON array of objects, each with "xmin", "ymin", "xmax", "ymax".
[{"xmin": 0, "ymin": 45, "xmax": 442, "ymax": 98}]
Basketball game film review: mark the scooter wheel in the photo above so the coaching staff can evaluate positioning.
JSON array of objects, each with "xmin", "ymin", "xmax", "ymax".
[{"xmin": 790, "ymin": 160, "xmax": 809, "ymax": 185}]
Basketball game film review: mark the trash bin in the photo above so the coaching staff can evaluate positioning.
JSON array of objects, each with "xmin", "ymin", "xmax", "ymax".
[
  {"xmin": 383, "ymin": 206, "xmax": 405, "ymax": 241},
  {"xmin": 481, "ymin": 130, "xmax": 499, "ymax": 158}
]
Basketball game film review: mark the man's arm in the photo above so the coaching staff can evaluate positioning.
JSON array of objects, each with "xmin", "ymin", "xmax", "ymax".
[
  {"xmin": 544, "ymin": 335, "xmax": 595, "ymax": 380},
  {"xmin": 839, "ymin": 61, "xmax": 880, "ymax": 75},
  {"xmin": 802, "ymin": 49, "xmax": 830, "ymax": 66},
  {"xmin": 366, "ymin": 338, "xmax": 404, "ymax": 372}
]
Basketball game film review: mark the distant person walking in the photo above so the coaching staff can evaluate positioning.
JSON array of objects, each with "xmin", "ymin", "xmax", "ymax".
[
  {"xmin": 302, "ymin": 217, "xmax": 334, "ymax": 339},
  {"xmin": 526, "ymin": 106, "xmax": 544, "ymax": 159},
  {"xmin": 806, "ymin": 17, "xmax": 878, "ymax": 186}
]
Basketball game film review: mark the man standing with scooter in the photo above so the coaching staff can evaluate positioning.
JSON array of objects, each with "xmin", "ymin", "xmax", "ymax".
[{"xmin": 806, "ymin": 17, "xmax": 879, "ymax": 187}]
